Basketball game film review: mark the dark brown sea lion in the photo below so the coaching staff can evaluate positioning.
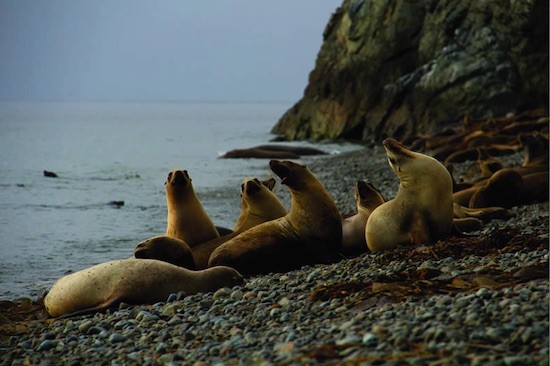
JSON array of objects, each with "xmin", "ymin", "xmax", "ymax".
[
  {"xmin": 44, "ymin": 259, "xmax": 244, "ymax": 318},
  {"xmin": 254, "ymin": 144, "xmax": 326, "ymax": 156},
  {"xmin": 208, "ymin": 160, "xmax": 342, "ymax": 276},
  {"xmin": 520, "ymin": 172, "xmax": 549, "ymax": 204},
  {"xmin": 220, "ymin": 148, "xmax": 299, "ymax": 159},
  {"xmin": 469, "ymin": 169, "xmax": 524, "ymax": 208},
  {"xmin": 134, "ymin": 236, "xmax": 195, "ymax": 270}
]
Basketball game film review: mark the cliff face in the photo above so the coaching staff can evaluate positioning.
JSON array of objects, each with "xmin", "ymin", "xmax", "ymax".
[{"xmin": 272, "ymin": 0, "xmax": 549, "ymax": 141}]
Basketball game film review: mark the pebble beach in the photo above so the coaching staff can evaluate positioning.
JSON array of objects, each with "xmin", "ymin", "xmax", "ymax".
[{"xmin": 1, "ymin": 145, "xmax": 548, "ymax": 366}]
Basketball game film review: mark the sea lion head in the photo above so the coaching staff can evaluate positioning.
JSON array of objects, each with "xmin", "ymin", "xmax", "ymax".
[
  {"xmin": 355, "ymin": 181, "xmax": 385, "ymax": 210},
  {"xmin": 241, "ymin": 177, "xmax": 275, "ymax": 197},
  {"xmin": 269, "ymin": 160, "xmax": 311, "ymax": 191},
  {"xmin": 241, "ymin": 177, "xmax": 278, "ymax": 205},
  {"xmin": 134, "ymin": 236, "xmax": 195, "ymax": 270},
  {"xmin": 382, "ymin": 138, "xmax": 448, "ymax": 186},
  {"xmin": 165, "ymin": 169, "xmax": 192, "ymax": 202},
  {"xmin": 205, "ymin": 266, "xmax": 246, "ymax": 288}
]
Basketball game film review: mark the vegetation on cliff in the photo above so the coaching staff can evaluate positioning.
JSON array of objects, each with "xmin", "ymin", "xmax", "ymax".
[{"xmin": 272, "ymin": 0, "xmax": 549, "ymax": 141}]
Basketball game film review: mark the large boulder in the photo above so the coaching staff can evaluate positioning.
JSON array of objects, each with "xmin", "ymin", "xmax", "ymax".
[{"xmin": 272, "ymin": 0, "xmax": 549, "ymax": 141}]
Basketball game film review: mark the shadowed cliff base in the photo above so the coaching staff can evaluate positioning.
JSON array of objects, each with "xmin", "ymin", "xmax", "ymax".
[{"xmin": 272, "ymin": 0, "xmax": 549, "ymax": 141}]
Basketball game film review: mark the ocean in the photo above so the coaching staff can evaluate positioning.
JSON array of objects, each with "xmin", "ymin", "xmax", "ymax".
[{"xmin": 0, "ymin": 101, "xmax": 359, "ymax": 300}]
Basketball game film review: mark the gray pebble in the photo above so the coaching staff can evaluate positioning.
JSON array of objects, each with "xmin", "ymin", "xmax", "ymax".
[{"xmin": 108, "ymin": 333, "xmax": 126, "ymax": 343}]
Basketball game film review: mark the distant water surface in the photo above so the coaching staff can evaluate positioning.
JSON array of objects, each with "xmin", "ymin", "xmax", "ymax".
[{"xmin": 0, "ymin": 101, "xmax": 360, "ymax": 300}]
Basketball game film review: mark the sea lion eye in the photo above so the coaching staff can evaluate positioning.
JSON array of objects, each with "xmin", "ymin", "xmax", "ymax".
[
  {"xmin": 240, "ymin": 183, "xmax": 245, "ymax": 192},
  {"xmin": 166, "ymin": 172, "xmax": 173, "ymax": 182},
  {"xmin": 388, "ymin": 157, "xmax": 396, "ymax": 165},
  {"xmin": 253, "ymin": 178, "xmax": 260, "ymax": 184}
]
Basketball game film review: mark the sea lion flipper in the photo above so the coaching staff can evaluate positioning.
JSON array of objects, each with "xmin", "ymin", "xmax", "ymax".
[{"xmin": 56, "ymin": 295, "xmax": 124, "ymax": 319}]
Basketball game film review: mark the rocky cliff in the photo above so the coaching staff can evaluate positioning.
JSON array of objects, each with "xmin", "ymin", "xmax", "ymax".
[{"xmin": 272, "ymin": 0, "xmax": 549, "ymax": 141}]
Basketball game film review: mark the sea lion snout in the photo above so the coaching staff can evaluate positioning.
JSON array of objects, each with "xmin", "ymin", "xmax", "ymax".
[
  {"xmin": 166, "ymin": 169, "xmax": 190, "ymax": 187},
  {"xmin": 269, "ymin": 160, "xmax": 294, "ymax": 185},
  {"xmin": 169, "ymin": 170, "xmax": 190, "ymax": 186},
  {"xmin": 382, "ymin": 138, "xmax": 415, "ymax": 158},
  {"xmin": 233, "ymin": 272, "xmax": 245, "ymax": 285},
  {"xmin": 133, "ymin": 241, "xmax": 149, "ymax": 258},
  {"xmin": 244, "ymin": 178, "xmax": 262, "ymax": 196}
]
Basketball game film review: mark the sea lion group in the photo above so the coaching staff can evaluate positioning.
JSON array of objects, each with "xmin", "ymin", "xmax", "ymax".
[{"xmin": 45, "ymin": 111, "xmax": 548, "ymax": 317}]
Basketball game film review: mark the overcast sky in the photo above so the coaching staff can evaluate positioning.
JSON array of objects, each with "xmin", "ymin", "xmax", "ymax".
[{"xmin": 0, "ymin": 0, "xmax": 341, "ymax": 102}]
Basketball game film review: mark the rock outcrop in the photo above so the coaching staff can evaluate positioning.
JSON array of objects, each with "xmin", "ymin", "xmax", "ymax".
[{"xmin": 272, "ymin": 0, "xmax": 549, "ymax": 141}]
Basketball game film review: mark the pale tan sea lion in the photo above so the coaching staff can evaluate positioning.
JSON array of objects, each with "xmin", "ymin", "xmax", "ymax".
[
  {"xmin": 365, "ymin": 138, "xmax": 453, "ymax": 252},
  {"xmin": 208, "ymin": 160, "xmax": 342, "ymax": 276},
  {"xmin": 341, "ymin": 181, "xmax": 384, "ymax": 257},
  {"xmin": 134, "ymin": 236, "xmax": 195, "ymax": 270},
  {"xmin": 165, "ymin": 169, "xmax": 220, "ymax": 246},
  {"xmin": 44, "ymin": 259, "xmax": 244, "ymax": 318}
]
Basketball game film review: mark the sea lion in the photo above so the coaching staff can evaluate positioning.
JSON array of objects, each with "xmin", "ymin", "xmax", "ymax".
[
  {"xmin": 469, "ymin": 169, "xmax": 523, "ymax": 208},
  {"xmin": 233, "ymin": 177, "xmax": 287, "ymax": 232},
  {"xmin": 341, "ymin": 181, "xmax": 385, "ymax": 257},
  {"xmin": 165, "ymin": 169, "xmax": 220, "ymax": 246},
  {"xmin": 254, "ymin": 144, "xmax": 326, "ymax": 156},
  {"xmin": 220, "ymin": 148, "xmax": 299, "ymax": 159},
  {"xmin": 444, "ymin": 145, "xmax": 520, "ymax": 164},
  {"xmin": 220, "ymin": 144, "xmax": 326, "ymax": 159},
  {"xmin": 365, "ymin": 138, "xmax": 453, "ymax": 252},
  {"xmin": 191, "ymin": 176, "xmax": 287, "ymax": 269},
  {"xmin": 208, "ymin": 160, "xmax": 342, "ymax": 276},
  {"xmin": 453, "ymin": 203, "xmax": 512, "ymax": 221},
  {"xmin": 134, "ymin": 236, "xmax": 195, "ymax": 269},
  {"xmin": 519, "ymin": 171, "xmax": 549, "ymax": 204},
  {"xmin": 44, "ymin": 258, "xmax": 244, "ymax": 318}
]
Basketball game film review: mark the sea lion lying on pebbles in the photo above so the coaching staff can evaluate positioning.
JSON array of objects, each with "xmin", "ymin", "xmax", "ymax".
[{"xmin": 44, "ymin": 259, "xmax": 244, "ymax": 318}]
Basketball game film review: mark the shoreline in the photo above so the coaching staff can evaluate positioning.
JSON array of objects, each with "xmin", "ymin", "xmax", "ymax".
[{"xmin": 1, "ymin": 144, "xmax": 548, "ymax": 365}]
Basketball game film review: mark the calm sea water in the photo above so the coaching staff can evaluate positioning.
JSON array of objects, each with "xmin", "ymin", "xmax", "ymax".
[{"xmin": 0, "ymin": 101, "xmax": 358, "ymax": 300}]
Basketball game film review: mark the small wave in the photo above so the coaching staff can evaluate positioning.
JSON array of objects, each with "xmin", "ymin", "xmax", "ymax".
[{"xmin": 88, "ymin": 173, "xmax": 141, "ymax": 181}]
